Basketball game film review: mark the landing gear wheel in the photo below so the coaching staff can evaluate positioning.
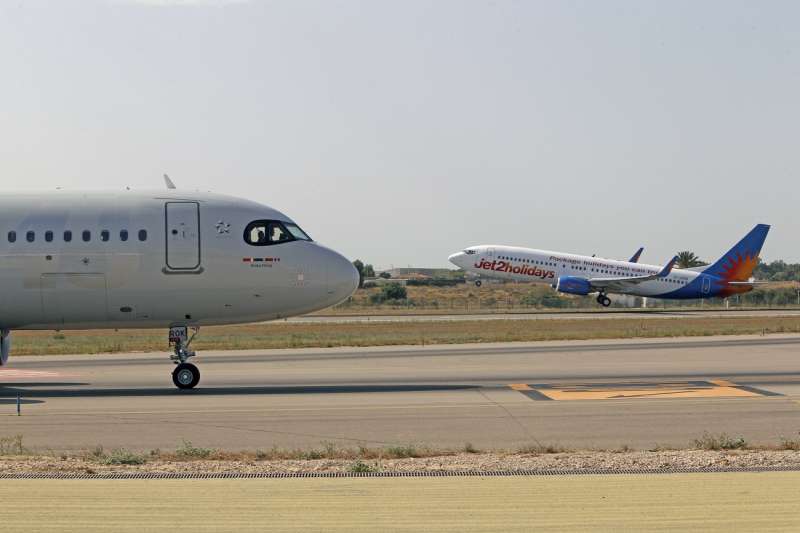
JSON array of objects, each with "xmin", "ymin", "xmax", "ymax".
[
  {"xmin": 475, "ymin": 280, "xmax": 482, "ymax": 287},
  {"xmin": 173, "ymin": 362, "xmax": 200, "ymax": 389},
  {"xmin": 600, "ymin": 296, "xmax": 612, "ymax": 307}
]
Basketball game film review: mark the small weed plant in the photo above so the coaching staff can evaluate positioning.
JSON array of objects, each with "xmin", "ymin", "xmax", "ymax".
[
  {"xmin": 349, "ymin": 461, "xmax": 376, "ymax": 473},
  {"xmin": 0, "ymin": 435, "xmax": 27, "ymax": 455},
  {"xmin": 693, "ymin": 432, "xmax": 748, "ymax": 450},
  {"xmin": 175, "ymin": 440, "xmax": 215, "ymax": 459}
]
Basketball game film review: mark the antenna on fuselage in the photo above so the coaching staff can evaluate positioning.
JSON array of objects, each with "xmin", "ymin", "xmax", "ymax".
[{"xmin": 163, "ymin": 174, "xmax": 177, "ymax": 189}]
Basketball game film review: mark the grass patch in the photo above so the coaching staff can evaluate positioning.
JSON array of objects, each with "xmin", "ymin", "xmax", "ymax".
[
  {"xmin": 692, "ymin": 432, "xmax": 748, "ymax": 450},
  {"xmin": 517, "ymin": 443, "xmax": 569, "ymax": 455},
  {"xmin": 10, "ymin": 315, "xmax": 800, "ymax": 355},
  {"xmin": 0, "ymin": 435, "xmax": 27, "ymax": 456},
  {"xmin": 138, "ymin": 442, "xmax": 449, "ymax": 462},
  {"xmin": 778, "ymin": 435, "xmax": 800, "ymax": 451},
  {"xmin": 384, "ymin": 445, "xmax": 423, "ymax": 459}
]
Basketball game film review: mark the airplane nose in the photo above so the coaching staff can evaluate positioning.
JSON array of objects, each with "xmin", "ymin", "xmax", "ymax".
[
  {"xmin": 448, "ymin": 252, "xmax": 465, "ymax": 266},
  {"xmin": 327, "ymin": 251, "xmax": 359, "ymax": 304}
]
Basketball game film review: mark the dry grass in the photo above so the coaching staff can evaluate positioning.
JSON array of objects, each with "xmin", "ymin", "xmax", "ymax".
[
  {"xmin": 328, "ymin": 281, "xmax": 800, "ymax": 314},
  {"xmin": 10, "ymin": 315, "xmax": 800, "ymax": 355}
]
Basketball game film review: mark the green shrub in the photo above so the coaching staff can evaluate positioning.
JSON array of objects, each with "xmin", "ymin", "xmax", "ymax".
[
  {"xmin": 349, "ymin": 460, "xmax": 376, "ymax": 473},
  {"xmin": 102, "ymin": 448, "xmax": 146, "ymax": 465},
  {"xmin": 175, "ymin": 440, "xmax": 215, "ymax": 459}
]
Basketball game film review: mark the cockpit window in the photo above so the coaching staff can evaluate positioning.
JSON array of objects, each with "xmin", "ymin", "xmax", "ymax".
[
  {"xmin": 464, "ymin": 249, "xmax": 476, "ymax": 255},
  {"xmin": 284, "ymin": 223, "xmax": 312, "ymax": 241},
  {"xmin": 245, "ymin": 220, "xmax": 310, "ymax": 246}
]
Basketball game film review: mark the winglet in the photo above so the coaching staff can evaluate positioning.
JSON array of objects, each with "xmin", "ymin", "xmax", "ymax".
[
  {"xmin": 658, "ymin": 256, "xmax": 679, "ymax": 277},
  {"xmin": 629, "ymin": 247, "xmax": 644, "ymax": 263},
  {"xmin": 163, "ymin": 173, "xmax": 176, "ymax": 190}
]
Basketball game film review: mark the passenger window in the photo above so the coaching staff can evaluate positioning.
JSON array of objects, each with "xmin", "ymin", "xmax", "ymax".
[
  {"xmin": 26, "ymin": 231, "xmax": 35, "ymax": 243},
  {"xmin": 8, "ymin": 231, "xmax": 16, "ymax": 243},
  {"xmin": 138, "ymin": 229, "xmax": 147, "ymax": 241},
  {"xmin": 101, "ymin": 230, "xmax": 110, "ymax": 242},
  {"xmin": 82, "ymin": 230, "xmax": 91, "ymax": 242},
  {"xmin": 64, "ymin": 230, "xmax": 72, "ymax": 242},
  {"xmin": 45, "ymin": 231, "xmax": 54, "ymax": 242},
  {"xmin": 120, "ymin": 230, "xmax": 129, "ymax": 242}
]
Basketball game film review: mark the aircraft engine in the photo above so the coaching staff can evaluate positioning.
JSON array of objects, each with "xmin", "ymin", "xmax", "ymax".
[
  {"xmin": 1, "ymin": 329, "xmax": 10, "ymax": 366},
  {"xmin": 555, "ymin": 276, "xmax": 591, "ymax": 296}
]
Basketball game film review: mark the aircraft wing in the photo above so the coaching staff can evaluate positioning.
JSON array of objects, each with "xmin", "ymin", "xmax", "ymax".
[{"xmin": 588, "ymin": 256, "xmax": 678, "ymax": 292}]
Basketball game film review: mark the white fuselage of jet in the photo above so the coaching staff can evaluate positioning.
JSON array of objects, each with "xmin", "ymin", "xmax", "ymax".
[
  {"xmin": 449, "ymin": 246, "xmax": 696, "ymax": 297},
  {"xmin": 0, "ymin": 189, "xmax": 360, "ymax": 387},
  {"xmin": 0, "ymin": 190, "xmax": 359, "ymax": 331}
]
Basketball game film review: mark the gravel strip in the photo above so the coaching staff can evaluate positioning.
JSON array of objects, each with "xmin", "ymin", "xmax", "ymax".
[{"xmin": 3, "ymin": 450, "xmax": 800, "ymax": 476}]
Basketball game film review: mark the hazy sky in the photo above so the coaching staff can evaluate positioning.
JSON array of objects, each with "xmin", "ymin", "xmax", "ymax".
[{"xmin": 1, "ymin": 1, "xmax": 798, "ymax": 268}]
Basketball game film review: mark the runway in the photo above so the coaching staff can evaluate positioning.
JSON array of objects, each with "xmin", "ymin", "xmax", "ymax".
[{"xmin": 3, "ymin": 335, "xmax": 800, "ymax": 452}]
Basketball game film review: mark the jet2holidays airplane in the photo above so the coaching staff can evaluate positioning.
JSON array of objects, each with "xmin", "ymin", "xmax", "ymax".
[
  {"xmin": 449, "ymin": 224, "xmax": 770, "ymax": 307},
  {"xmin": 0, "ymin": 186, "xmax": 360, "ymax": 389}
]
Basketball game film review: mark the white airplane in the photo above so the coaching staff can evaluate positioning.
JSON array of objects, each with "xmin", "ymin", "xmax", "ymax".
[
  {"xmin": 448, "ymin": 224, "xmax": 770, "ymax": 307},
  {"xmin": 0, "ymin": 187, "xmax": 359, "ymax": 389}
]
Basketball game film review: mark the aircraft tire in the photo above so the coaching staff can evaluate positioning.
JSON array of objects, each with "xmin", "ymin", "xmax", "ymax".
[
  {"xmin": 173, "ymin": 363, "xmax": 200, "ymax": 389},
  {"xmin": 475, "ymin": 280, "xmax": 482, "ymax": 287},
  {"xmin": 601, "ymin": 296, "xmax": 612, "ymax": 307}
]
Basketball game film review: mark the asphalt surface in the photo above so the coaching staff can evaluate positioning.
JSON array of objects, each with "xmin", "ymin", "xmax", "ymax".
[{"xmin": 3, "ymin": 335, "xmax": 800, "ymax": 452}]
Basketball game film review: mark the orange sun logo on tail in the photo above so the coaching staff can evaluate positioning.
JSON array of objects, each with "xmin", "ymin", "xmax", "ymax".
[
  {"xmin": 715, "ymin": 252, "xmax": 759, "ymax": 297},
  {"xmin": 720, "ymin": 252, "xmax": 759, "ymax": 282}
]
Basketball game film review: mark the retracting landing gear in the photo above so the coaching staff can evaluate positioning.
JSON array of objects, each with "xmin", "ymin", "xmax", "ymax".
[
  {"xmin": 169, "ymin": 326, "xmax": 200, "ymax": 389},
  {"xmin": 596, "ymin": 293, "xmax": 612, "ymax": 307}
]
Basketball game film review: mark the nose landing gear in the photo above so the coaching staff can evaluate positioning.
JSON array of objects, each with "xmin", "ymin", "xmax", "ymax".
[
  {"xmin": 173, "ymin": 362, "xmax": 200, "ymax": 389},
  {"xmin": 169, "ymin": 326, "xmax": 200, "ymax": 389},
  {"xmin": 596, "ymin": 293, "xmax": 612, "ymax": 307}
]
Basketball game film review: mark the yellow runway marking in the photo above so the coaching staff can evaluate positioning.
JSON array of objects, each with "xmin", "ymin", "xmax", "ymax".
[
  {"xmin": 541, "ymin": 386, "xmax": 757, "ymax": 401},
  {"xmin": 509, "ymin": 380, "xmax": 773, "ymax": 401}
]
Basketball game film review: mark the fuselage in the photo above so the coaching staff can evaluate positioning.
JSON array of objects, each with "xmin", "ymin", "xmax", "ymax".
[
  {"xmin": 0, "ymin": 190, "xmax": 359, "ymax": 330},
  {"xmin": 449, "ymin": 245, "xmax": 747, "ymax": 299}
]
